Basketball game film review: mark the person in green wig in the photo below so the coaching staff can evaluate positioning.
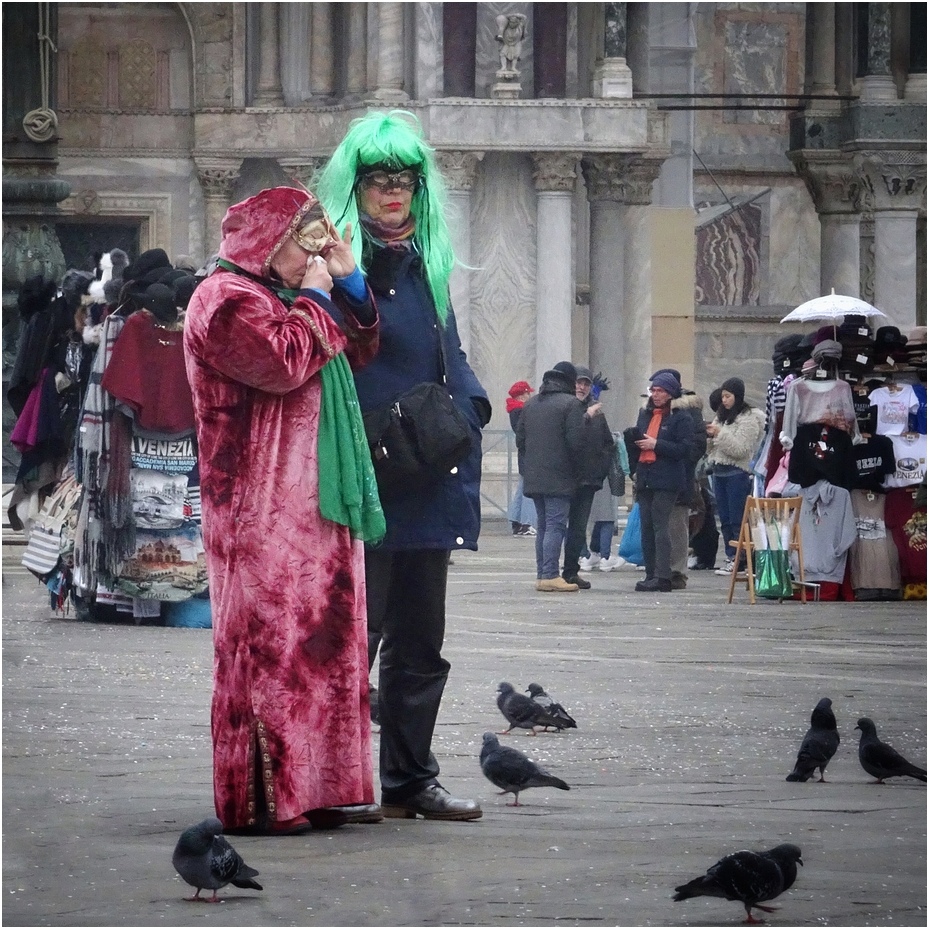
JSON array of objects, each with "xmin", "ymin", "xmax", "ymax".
[{"xmin": 318, "ymin": 110, "xmax": 491, "ymax": 822}]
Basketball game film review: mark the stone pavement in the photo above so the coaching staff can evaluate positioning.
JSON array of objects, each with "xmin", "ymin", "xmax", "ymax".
[{"xmin": 2, "ymin": 522, "xmax": 926, "ymax": 928}]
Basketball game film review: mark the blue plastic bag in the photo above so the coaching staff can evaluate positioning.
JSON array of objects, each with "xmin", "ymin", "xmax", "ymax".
[{"xmin": 617, "ymin": 502, "xmax": 644, "ymax": 565}]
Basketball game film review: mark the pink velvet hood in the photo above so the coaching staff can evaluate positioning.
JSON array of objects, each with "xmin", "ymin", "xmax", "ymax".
[{"xmin": 218, "ymin": 186, "xmax": 318, "ymax": 278}]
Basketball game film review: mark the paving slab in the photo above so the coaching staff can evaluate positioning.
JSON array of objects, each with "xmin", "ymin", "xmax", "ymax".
[{"xmin": 2, "ymin": 523, "xmax": 926, "ymax": 927}]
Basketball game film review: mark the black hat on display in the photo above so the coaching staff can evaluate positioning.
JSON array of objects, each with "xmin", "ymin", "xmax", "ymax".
[
  {"xmin": 173, "ymin": 275, "xmax": 200, "ymax": 310},
  {"xmin": 141, "ymin": 283, "xmax": 178, "ymax": 325},
  {"xmin": 61, "ymin": 269, "xmax": 95, "ymax": 310},
  {"xmin": 123, "ymin": 248, "xmax": 171, "ymax": 282}
]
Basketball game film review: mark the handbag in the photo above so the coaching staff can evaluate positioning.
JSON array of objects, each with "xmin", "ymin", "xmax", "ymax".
[
  {"xmin": 21, "ymin": 476, "xmax": 83, "ymax": 578},
  {"xmin": 754, "ymin": 518, "xmax": 793, "ymax": 600},
  {"xmin": 362, "ymin": 338, "xmax": 472, "ymax": 501},
  {"xmin": 607, "ymin": 448, "xmax": 625, "ymax": 496}
]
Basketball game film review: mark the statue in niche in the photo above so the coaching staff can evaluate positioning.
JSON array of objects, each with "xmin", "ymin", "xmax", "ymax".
[{"xmin": 495, "ymin": 13, "xmax": 527, "ymax": 75}]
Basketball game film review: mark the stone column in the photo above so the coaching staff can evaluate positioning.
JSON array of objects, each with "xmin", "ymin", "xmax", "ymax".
[
  {"xmin": 345, "ymin": 3, "xmax": 368, "ymax": 96},
  {"xmin": 591, "ymin": 1, "xmax": 632, "ymax": 98},
  {"xmin": 310, "ymin": 4, "xmax": 335, "ymax": 98},
  {"xmin": 531, "ymin": 154, "xmax": 578, "ymax": 386},
  {"xmin": 583, "ymin": 154, "xmax": 662, "ymax": 430},
  {"xmin": 856, "ymin": 151, "xmax": 927, "ymax": 327},
  {"xmin": 809, "ymin": 3, "xmax": 839, "ymax": 103},
  {"xmin": 435, "ymin": 151, "xmax": 484, "ymax": 356},
  {"xmin": 195, "ymin": 158, "xmax": 242, "ymax": 256},
  {"xmin": 372, "ymin": 3, "xmax": 407, "ymax": 100},
  {"xmin": 791, "ymin": 154, "xmax": 862, "ymax": 295},
  {"xmin": 860, "ymin": 3, "xmax": 897, "ymax": 101},
  {"xmin": 253, "ymin": 3, "xmax": 285, "ymax": 106}
]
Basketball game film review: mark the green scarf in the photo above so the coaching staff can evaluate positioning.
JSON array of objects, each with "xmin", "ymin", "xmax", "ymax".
[{"xmin": 215, "ymin": 259, "xmax": 385, "ymax": 542}]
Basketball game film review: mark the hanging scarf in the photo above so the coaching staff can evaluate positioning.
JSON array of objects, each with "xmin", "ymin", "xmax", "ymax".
[
  {"xmin": 215, "ymin": 259, "xmax": 385, "ymax": 542},
  {"xmin": 360, "ymin": 213, "xmax": 416, "ymax": 246},
  {"xmin": 638, "ymin": 406, "xmax": 666, "ymax": 465}
]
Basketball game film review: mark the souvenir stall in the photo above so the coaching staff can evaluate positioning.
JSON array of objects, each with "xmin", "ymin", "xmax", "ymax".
[
  {"xmin": 764, "ymin": 293, "xmax": 926, "ymax": 602},
  {"xmin": 12, "ymin": 250, "xmax": 209, "ymax": 625}
]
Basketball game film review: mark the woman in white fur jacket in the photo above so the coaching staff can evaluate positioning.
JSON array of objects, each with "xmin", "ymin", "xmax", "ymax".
[{"xmin": 706, "ymin": 377, "xmax": 766, "ymax": 576}]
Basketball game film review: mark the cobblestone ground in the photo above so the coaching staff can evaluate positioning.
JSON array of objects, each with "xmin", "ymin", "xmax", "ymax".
[{"xmin": 2, "ymin": 524, "xmax": 926, "ymax": 927}]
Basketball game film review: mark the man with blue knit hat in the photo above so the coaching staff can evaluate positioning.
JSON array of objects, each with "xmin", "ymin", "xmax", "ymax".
[{"xmin": 627, "ymin": 370, "xmax": 694, "ymax": 592}]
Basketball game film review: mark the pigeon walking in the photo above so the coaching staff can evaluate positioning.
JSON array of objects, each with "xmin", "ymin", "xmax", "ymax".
[
  {"xmin": 786, "ymin": 697, "xmax": 840, "ymax": 782},
  {"xmin": 855, "ymin": 717, "xmax": 927, "ymax": 784},
  {"xmin": 526, "ymin": 682, "xmax": 577, "ymax": 731},
  {"xmin": 172, "ymin": 817, "xmax": 263, "ymax": 902},
  {"xmin": 496, "ymin": 681, "xmax": 558, "ymax": 735},
  {"xmin": 479, "ymin": 731, "xmax": 570, "ymax": 806},
  {"xmin": 673, "ymin": 843, "xmax": 803, "ymax": 924}
]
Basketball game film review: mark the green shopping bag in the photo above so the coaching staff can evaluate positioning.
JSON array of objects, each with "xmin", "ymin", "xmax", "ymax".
[{"xmin": 753, "ymin": 517, "xmax": 793, "ymax": 599}]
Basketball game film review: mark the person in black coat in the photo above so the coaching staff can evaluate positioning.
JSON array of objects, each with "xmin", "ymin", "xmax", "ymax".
[
  {"xmin": 627, "ymin": 371, "xmax": 694, "ymax": 593},
  {"xmin": 516, "ymin": 361, "xmax": 587, "ymax": 592},
  {"xmin": 561, "ymin": 366, "xmax": 616, "ymax": 589}
]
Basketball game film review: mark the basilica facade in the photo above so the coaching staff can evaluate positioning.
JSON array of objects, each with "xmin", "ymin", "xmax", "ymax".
[{"xmin": 3, "ymin": 2, "xmax": 926, "ymax": 434}]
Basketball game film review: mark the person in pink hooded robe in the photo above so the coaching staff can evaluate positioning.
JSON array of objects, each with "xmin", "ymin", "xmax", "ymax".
[{"xmin": 184, "ymin": 187, "xmax": 384, "ymax": 834}]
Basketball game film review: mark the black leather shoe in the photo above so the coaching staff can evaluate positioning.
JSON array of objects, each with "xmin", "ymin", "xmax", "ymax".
[
  {"xmin": 326, "ymin": 803, "xmax": 384, "ymax": 824},
  {"xmin": 382, "ymin": 784, "xmax": 482, "ymax": 821},
  {"xmin": 635, "ymin": 577, "xmax": 673, "ymax": 592},
  {"xmin": 563, "ymin": 574, "xmax": 591, "ymax": 590}
]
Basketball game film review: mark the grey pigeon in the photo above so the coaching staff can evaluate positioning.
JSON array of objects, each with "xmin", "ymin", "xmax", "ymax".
[
  {"xmin": 855, "ymin": 717, "xmax": 927, "ymax": 784},
  {"xmin": 526, "ymin": 682, "xmax": 577, "ymax": 730},
  {"xmin": 172, "ymin": 817, "xmax": 262, "ymax": 902},
  {"xmin": 786, "ymin": 697, "xmax": 840, "ymax": 782},
  {"xmin": 673, "ymin": 843, "xmax": 803, "ymax": 924},
  {"xmin": 496, "ymin": 681, "xmax": 558, "ymax": 735},
  {"xmin": 479, "ymin": 731, "xmax": 570, "ymax": 806}
]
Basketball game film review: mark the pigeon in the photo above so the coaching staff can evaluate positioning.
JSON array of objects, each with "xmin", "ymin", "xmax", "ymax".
[
  {"xmin": 855, "ymin": 717, "xmax": 927, "ymax": 784},
  {"xmin": 526, "ymin": 682, "xmax": 577, "ymax": 731},
  {"xmin": 172, "ymin": 817, "xmax": 263, "ymax": 903},
  {"xmin": 673, "ymin": 843, "xmax": 803, "ymax": 924},
  {"xmin": 479, "ymin": 731, "xmax": 570, "ymax": 805},
  {"xmin": 496, "ymin": 681, "xmax": 558, "ymax": 735},
  {"xmin": 786, "ymin": 697, "xmax": 840, "ymax": 782}
]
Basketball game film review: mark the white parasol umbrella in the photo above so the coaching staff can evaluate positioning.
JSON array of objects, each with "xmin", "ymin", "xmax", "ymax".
[{"xmin": 780, "ymin": 290, "xmax": 886, "ymax": 326}]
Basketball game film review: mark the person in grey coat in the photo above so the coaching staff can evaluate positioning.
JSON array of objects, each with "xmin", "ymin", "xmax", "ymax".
[{"xmin": 516, "ymin": 361, "xmax": 587, "ymax": 592}]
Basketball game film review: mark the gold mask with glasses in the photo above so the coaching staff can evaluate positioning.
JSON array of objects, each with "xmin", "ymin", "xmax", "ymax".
[
  {"xmin": 291, "ymin": 204, "xmax": 337, "ymax": 254},
  {"xmin": 358, "ymin": 169, "xmax": 421, "ymax": 193}
]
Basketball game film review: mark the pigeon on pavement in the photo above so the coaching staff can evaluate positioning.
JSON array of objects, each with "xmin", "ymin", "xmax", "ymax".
[
  {"xmin": 172, "ymin": 817, "xmax": 263, "ymax": 902},
  {"xmin": 526, "ymin": 682, "xmax": 577, "ymax": 730},
  {"xmin": 855, "ymin": 717, "xmax": 927, "ymax": 784},
  {"xmin": 496, "ymin": 681, "xmax": 557, "ymax": 735},
  {"xmin": 479, "ymin": 731, "xmax": 570, "ymax": 806},
  {"xmin": 673, "ymin": 843, "xmax": 803, "ymax": 924},
  {"xmin": 786, "ymin": 697, "xmax": 840, "ymax": 782}
]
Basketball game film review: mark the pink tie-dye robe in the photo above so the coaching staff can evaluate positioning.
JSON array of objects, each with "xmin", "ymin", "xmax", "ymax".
[{"xmin": 183, "ymin": 188, "xmax": 378, "ymax": 828}]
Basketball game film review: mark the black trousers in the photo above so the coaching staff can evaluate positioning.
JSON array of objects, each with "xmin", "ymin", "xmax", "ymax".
[
  {"xmin": 562, "ymin": 485, "xmax": 597, "ymax": 578},
  {"xmin": 364, "ymin": 548, "xmax": 451, "ymax": 801},
  {"xmin": 638, "ymin": 485, "xmax": 677, "ymax": 581}
]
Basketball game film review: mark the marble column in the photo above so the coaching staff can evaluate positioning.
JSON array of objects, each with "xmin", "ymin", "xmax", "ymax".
[
  {"xmin": 195, "ymin": 158, "xmax": 242, "ymax": 256},
  {"xmin": 583, "ymin": 155, "xmax": 663, "ymax": 430},
  {"xmin": 532, "ymin": 153, "xmax": 578, "ymax": 387},
  {"xmin": 435, "ymin": 150, "xmax": 484, "ymax": 356},
  {"xmin": 860, "ymin": 3, "xmax": 897, "ymax": 101},
  {"xmin": 809, "ymin": 3, "xmax": 839, "ymax": 103},
  {"xmin": 310, "ymin": 4, "xmax": 335, "ymax": 98},
  {"xmin": 253, "ymin": 3, "xmax": 285, "ymax": 106},
  {"xmin": 792, "ymin": 155, "xmax": 862, "ymax": 295},
  {"xmin": 372, "ymin": 3, "xmax": 407, "ymax": 100},
  {"xmin": 591, "ymin": 1, "xmax": 632, "ymax": 98},
  {"xmin": 855, "ymin": 151, "xmax": 927, "ymax": 327},
  {"xmin": 345, "ymin": 4, "xmax": 368, "ymax": 96}
]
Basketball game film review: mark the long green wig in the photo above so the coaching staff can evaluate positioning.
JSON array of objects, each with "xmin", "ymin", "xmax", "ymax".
[{"xmin": 316, "ymin": 110, "xmax": 455, "ymax": 324}]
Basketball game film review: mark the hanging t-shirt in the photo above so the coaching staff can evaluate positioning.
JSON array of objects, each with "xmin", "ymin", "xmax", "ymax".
[
  {"xmin": 852, "ymin": 434, "xmax": 896, "ymax": 492},
  {"xmin": 868, "ymin": 385, "xmax": 919, "ymax": 437},
  {"xmin": 849, "ymin": 489, "xmax": 900, "ymax": 593},
  {"xmin": 787, "ymin": 423, "xmax": 857, "ymax": 490},
  {"xmin": 851, "ymin": 387, "xmax": 876, "ymax": 435},
  {"xmin": 910, "ymin": 383, "xmax": 927, "ymax": 435},
  {"xmin": 884, "ymin": 486, "xmax": 927, "ymax": 585},
  {"xmin": 883, "ymin": 433, "xmax": 928, "ymax": 488}
]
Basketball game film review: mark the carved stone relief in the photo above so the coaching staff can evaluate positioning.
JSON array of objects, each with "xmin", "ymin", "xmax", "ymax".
[
  {"xmin": 435, "ymin": 151, "xmax": 485, "ymax": 192},
  {"xmin": 531, "ymin": 153, "xmax": 579, "ymax": 193},
  {"xmin": 855, "ymin": 151, "xmax": 928, "ymax": 212}
]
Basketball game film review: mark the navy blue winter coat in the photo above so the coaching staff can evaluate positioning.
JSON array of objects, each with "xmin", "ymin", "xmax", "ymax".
[
  {"xmin": 630, "ymin": 403, "xmax": 694, "ymax": 493},
  {"xmin": 353, "ymin": 246, "xmax": 488, "ymax": 551}
]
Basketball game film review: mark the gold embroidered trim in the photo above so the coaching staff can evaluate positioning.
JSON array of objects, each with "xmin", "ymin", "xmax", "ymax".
[{"xmin": 289, "ymin": 307, "xmax": 336, "ymax": 358}]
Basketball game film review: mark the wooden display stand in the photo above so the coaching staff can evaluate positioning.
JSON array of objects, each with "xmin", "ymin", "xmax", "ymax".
[{"xmin": 727, "ymin": 496, "xmax": 807, "ymax": 604}]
